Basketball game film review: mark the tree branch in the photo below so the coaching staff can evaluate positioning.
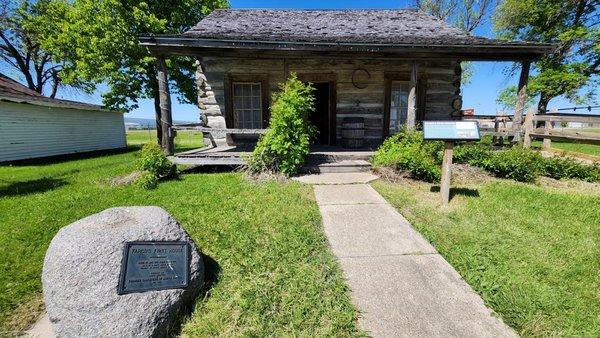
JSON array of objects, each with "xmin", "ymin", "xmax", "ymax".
[
  {"xmin": 49, "ymin": 69, "xmax": 60, "ymax": 98},
  {"xmin": 0, "ymin": 30, "xmax": 35, "ymax": 89}
]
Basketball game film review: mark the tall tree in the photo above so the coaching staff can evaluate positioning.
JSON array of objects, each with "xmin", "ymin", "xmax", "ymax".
[
  {"xmin": 0, "ymin": 0, "xmax": 86, "ymax": 97},
  {"xmin": 40, "ymin": 0, "xmax": 227, "ymax": 142},
  {"xmin": 416, "ymin": 0, "xmax": 495, "ymax": 33},
  {"xmin": 494, "ymin": 0, "xmax": 599, "ymax": 113},
  {"xmin": 496, "ymin": 85, "xmax": 536, "ymax": 111},
  {"xmin": 416, "ymin": 0, "xmax": 496, "ymax": 84}
]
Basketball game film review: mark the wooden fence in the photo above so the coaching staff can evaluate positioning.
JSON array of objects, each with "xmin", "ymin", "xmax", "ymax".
[
  {"xmin": 523, "ymin": 109, "xmax": 600, "ymax": 149},
  {"xmin": 462, "ymin": 114, "xmax": 520, "ymax": 142}
]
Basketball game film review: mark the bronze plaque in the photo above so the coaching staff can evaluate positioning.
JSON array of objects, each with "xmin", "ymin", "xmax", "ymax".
[{"xmin": 117, "ymin": 241, "xmax": 189, "ymax": 294}]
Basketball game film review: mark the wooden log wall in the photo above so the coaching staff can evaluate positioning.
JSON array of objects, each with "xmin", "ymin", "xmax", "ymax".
[{"xmin": 202, "ymin": 57, "xmax": 459, "ymax": 145}]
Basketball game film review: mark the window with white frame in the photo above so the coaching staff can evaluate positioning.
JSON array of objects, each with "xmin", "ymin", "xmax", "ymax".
[
  {"xmin": 232, "ymin": 82, "xmax": 262, "ymax": 129},
  {"xmin": 389, "ymin": 81, "xmax": 409, "ymax": 134}
]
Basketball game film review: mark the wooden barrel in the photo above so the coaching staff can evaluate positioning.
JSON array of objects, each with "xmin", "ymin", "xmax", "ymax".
[{"xmin": 341, "ymin": 117, "xmax": 365, "ymax": 148}]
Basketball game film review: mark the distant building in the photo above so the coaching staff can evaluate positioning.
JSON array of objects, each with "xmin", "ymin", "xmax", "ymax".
[
  {"xmin": 462, "ymin": 108, "xmax": 475, "ymax": 116},
  {"xmin": 567, "ymin": 122, "xmax": 591, "ymax": 128},
  {"xmin": 124, "ymin": 122, "xmax": 142, "ymax": 130},
  {"xmin": 0, "ymin": 74, "xmax": 126, "ymax": 162}
]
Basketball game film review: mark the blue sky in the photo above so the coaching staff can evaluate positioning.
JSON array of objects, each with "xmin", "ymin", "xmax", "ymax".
[{"xmin": 52, "ymin": 0, "xmax": 577, "ymax": 121}]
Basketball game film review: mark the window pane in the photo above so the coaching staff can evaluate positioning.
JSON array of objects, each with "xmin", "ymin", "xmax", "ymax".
[
  {"xmin": 233, "ymin": 82, "xmax": 262, "ymax": 129},
  {"xmin": 389, "ymin": 81, "xmax": 410, "ymax": 134},
  {"xmin": 234, "ymin": 97, "xmax": 243, "ymax": 109}
]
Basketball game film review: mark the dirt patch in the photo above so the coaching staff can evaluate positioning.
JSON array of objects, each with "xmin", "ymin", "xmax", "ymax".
[
  {"xmin": 109, "ymin": 170, "xmax": 142, "ymax": 186},
  {"xmin": 373, "ymin": 166, "xmax": 465, "ymax": 208},
  {"xmin": 372, "ymin": 166, "xmax": 412, "ymax": 183},
  {"xmin": 541, "ymin": 149, "xmax": 600, "ymax": 164},
  {"xmin": 374, "ymin": 164, "xmax": 492, "ymax": 186},
  {"xmin": 376, "ymin": 163, "xmax": 599, "ymax": 197},
  {"xmin": 6, "ymin": 293, "xmax": 44, "ymax": 334},
  {"xmin": 451, "ymin": 163, "xmax": 493, "ymax": 185},
  {"xmin": 537, "ymin": 176, "xmax": 600, "ymax": 195}
]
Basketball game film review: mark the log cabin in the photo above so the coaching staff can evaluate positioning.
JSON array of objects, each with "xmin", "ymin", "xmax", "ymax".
[{"xmin": 139, "ymin": 9, "xmax": 554, "ymax": 154}]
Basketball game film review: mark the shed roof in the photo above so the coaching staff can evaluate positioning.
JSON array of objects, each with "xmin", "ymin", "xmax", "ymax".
[
  {"xmin": 141, "ymin": 9, "xmax": 554, "ymax": 61},
  {"xmin": 0, "ymin": 73, "xmax": 107, "ymax": 111},
  {"xmin": 184, "ymin": 9, "xmax": 534, "ymax": 47}
]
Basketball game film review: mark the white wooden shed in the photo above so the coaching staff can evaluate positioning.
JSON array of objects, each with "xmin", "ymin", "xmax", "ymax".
[{"xmin": 0, "ymin": 74, "xmax": 126, "ymax": 162}]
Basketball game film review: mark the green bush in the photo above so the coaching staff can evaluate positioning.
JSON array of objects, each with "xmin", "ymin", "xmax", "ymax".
[
  {"xmin": 543, "ymin": 156, "xmax": 600, "ymax": 182},
  {"xmin": 481, "ymin": 146, "xmax": 544, "ymax": 183},
  {"xmin": 136, "ymin": 143, "xmax": 176, "ymax": 189},
  {"xmin": 373, "ymin": 127, "xmax": 442, "ymax": 182},
  {"xmin": 453, "ymin": 141, "xmax": 493, "ymax": 166},
  {"xmin": 138, "ymin": 143, "xmax": 177, "ymax": 177},
  {"xmin": 136, "ymin": 170, "xmax": 159, "ymax": 189},
  {"xmin": 375, "ymin": 128, "xmax": 600, "ymax": 185},
  {"xmin": 246, "ymin": 74, "xmax": 316, "ymax": 176}
]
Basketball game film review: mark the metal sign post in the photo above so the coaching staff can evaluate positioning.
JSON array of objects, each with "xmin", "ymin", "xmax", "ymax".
[{"xmin": 423, "ymin": 121, "xmax": 480, "ymax": 205}]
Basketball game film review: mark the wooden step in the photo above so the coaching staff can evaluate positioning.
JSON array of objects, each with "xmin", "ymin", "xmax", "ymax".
[
  {"xmin": 170, "ymin": 155, "xmax": 245, "ymax": 166},
  {"xmin": 301, "ymin": 159, "xmax": 372, "ymax": 174},
  {"xmin": 307, "ymin": 152, "xmax": 373, "ymax": 163}
]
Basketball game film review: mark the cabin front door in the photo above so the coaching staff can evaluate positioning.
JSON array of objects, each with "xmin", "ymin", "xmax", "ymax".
[
  {"xmin": 310, "ymin": 82, "xmax": 331, "ymax": 145},
  {"xmin": 298, "ymin": 73, "xmax": 337, "ymax": 145}
]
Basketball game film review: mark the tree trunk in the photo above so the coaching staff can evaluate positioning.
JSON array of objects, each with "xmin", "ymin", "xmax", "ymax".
[
  {"xmin": 148, "ymin": 65, "xmax": 162, "ymax": 146},
  {"xmin": 536, "ymin": 92, "xmax": 552, "ymax": 128},
  {"xmin": 537, "ymin": 93, "xmax": 551, "ymax": 114},
  {"xmin": 153, "ymin": 91, "xmax": 163, "ymax": 146},
  {"xmin": 49, "ymin": 72, "xmax": 60, "ymax": 98},
  {"xmin": 155, "ymin": 56, "xmax": 174, "ymax": 155}
]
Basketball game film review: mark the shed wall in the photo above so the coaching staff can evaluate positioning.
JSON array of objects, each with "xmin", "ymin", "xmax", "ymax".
[
  {"xmin": 202, "ymin": 57, "xmax": 460, "ymax": 145},
  {"xmin": 0, "ymin": 102, "xmax": 126, "ymax": 162}
]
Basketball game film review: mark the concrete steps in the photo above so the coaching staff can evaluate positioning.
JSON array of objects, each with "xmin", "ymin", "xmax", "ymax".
[
  {"xmin": 301, "ymin": 160, "xmax": 372, "ymax": 174},
  {"xmin": 170, "ymin": 144, "xmax": 375, "ymax": 173},
  {"xmin": 301, "ymin": 152, "xmax": 373, "ymax": 174}
]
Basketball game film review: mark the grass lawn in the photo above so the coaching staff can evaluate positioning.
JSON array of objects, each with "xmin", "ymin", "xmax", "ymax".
[
  {"xmin": 530, "ymin": 128, "xmax": 600, "ymax": 157},
  {"xmin": 0, "ymin": 145, "xmax": 360, "ymax": 335},
  {"xmin": 372, "ymin": 175, "xmax": 600, "ymax": 337},
  {"xmin": 531, "ymin": 140, "xmax": 600, "ymax": 157},
  {"xmin": 127, "ymin": 129, "xmax": 205, "ymax": 150}
]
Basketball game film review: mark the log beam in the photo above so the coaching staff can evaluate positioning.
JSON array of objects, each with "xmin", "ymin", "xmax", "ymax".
[
  {"xmin": 407, "ymin": 62, "xmax": 418, "ymax": 129},
  {"xmin": 156, "ymin": 55, "xmax": 174, "ymax": 155},
  {"xmin": 514, "ymin": 61, "xmax": 531, "ymax": 132},
  {"xmin": 523, "ymin": 108, "xmax": 534, "ymax": 148},
  {"xmin": 542, "ymin": 108, "xmax": 557, "ymax": 150}
]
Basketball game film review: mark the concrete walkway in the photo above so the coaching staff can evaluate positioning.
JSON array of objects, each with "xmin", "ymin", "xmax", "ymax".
[
  {"xmin": 26, "ymin": 314, "xmax": 53, "ymax": 337},
  {"xmin": 293, "ymin": 172, "xmax": 379, "ymax": 185},
  {"xmin": 313, "ymin": 182, "xmax": 517, "ymax": 337}
]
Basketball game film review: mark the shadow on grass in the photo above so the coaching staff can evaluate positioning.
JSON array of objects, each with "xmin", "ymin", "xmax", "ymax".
[
  {"xmin": 2, "ymin": 146, "xmax": 140, "ymax": 167},
  {"xmin": 0, "ymin": 177, "xmax": 68, "ymax": 197},
  {"xmin": 430, "ymin": 186, "xmax": 480, "ymax": 200},
  {"xmin": 181, "ymin": 165, "xmax": 241, "ymax": 174},
  {"xmin": 167, "ymin": 254, "xmax": 221, "ymax": 337}
]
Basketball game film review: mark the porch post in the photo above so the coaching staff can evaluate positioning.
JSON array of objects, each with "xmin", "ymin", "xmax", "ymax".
[
  {"xmin": 156, "ymin": 55, "xmax": 174, "ymax": 155},
  {"xmin": 514, "ymin": 60, "xmax": 531, "ymax": 134},
  {"xmin": 407, "ymin": 62, "xmax": 418, "ymax": 129}
]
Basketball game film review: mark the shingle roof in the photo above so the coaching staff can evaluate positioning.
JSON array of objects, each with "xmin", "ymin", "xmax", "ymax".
[
  {"xmin": 0, "ymin": 73, "xmax": 43, "ymax": 99},
  {"xmin": 183, "ymin": 9, "xmax": 540, "ymax": 46},
  {"xmin": 0, "ymin": 73, "xmax": 106, "ymax": 111}
]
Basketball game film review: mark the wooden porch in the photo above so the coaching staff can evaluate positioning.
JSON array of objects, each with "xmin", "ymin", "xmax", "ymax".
[{"xmin": 171, "ymin": 136, "xmax": 375, "ymax": 173}]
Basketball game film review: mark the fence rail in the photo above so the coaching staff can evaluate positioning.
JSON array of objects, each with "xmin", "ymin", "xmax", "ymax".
[
  {"xmin": 523, "ymin": 109, "xmax": 600, "ymax": 148},
  {"xmin": 463, "ymin": 115, "xmax": 520, "ymax": 142}
]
